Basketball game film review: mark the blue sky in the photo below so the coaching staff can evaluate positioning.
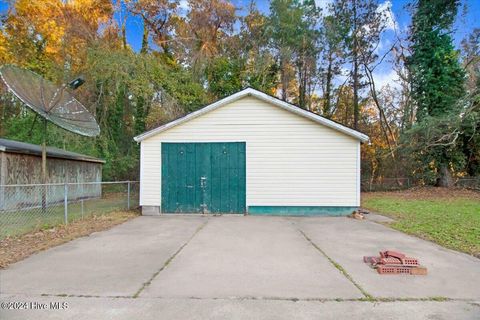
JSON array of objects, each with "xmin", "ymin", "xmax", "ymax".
[
  {"xmin": 107, "ymin": 1, "xmax": 480, "ymax": 53},
  {"xmin": 1, "ymin": 0, "xmax": 479, "ymax": 89},
  {"xmin": 120, "ymin": 0, "xmax": 480, "ymax": 89}
]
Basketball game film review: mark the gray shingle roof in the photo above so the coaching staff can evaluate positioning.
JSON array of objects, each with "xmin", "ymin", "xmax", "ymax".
[{"xmin": 0, "ymin": 138, "xmax": 105, "ymax": 164}]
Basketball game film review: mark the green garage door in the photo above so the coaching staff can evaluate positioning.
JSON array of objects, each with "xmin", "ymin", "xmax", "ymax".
[{"xmin": 161, "ymin": 142, "xmax": 246, "ymax": 214}]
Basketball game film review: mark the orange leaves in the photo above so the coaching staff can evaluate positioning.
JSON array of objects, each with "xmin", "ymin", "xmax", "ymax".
[
  {"xmin": 2, "ymin": 0, "xmax": 114, "ymax": 70},
  {"xmin": 13, "ymin": 0, "xmax": 65, "ymax": 55},
  {"xmin": 176, "ymin": 0, "xmax": 236, "ymax": 68},
  {"xmin": 64, "ymin": 0, "xmax": 113, "ymax": 39},
  {"xmin": 124, "ymin": 0, "xmax": 178, "ymax": 52},
  {"xmin": 0, "ymin": 33, "xmax": 13, "ymax": 64},
  {"xmin": 69, "ymin": 0, "xmax": 113, "ymax": 24}
]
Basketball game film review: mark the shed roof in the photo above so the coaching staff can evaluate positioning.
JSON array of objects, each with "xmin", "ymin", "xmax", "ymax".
[
  {"xmin": 134, "ymin": 87, "xmax": 369, "ymax": 143},
  {"xmin": 0, "ymin": 138, "xmax": 105, "ymax": 164}
]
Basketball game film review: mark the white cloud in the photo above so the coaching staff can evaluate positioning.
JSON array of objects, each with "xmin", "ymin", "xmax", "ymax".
[
  {"xmin": 377, "ymin": 1, "xmax": 398, "ymax": 31},
  {"xmin": 332, "ymin": 66, "xmax": 400, "ymax": 91},
  {"xmin": 179, "ymin": 0, "xmax": 189, "ymax": 10},
  {"xmin": 317, "ymin": 0, "xmax": 397, "ymax": 32},
  {"xmin": 374, "ymin": 37, "xmax": 392, "ymax": 55},
  {"xmin": 372, "ymin": 68, "xmax": 400, "ymax": 90},
  {"xmin": 315, "ymin": 0, "xmax": 334, "ymax": 13},
  {"xmin": 177, "ymin": 0, "xmax": 189, "ymax": 17}
]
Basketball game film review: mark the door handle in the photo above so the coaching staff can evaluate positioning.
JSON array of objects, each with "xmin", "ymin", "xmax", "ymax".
[{"xmin": 200, "ymin": 176, "xmax": 207, "ymax": 214}]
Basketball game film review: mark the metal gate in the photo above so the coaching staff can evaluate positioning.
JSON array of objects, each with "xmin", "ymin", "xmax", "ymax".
[{"xmin": 161, "ymin": 142, "xmax": 246, "ymax": 213}]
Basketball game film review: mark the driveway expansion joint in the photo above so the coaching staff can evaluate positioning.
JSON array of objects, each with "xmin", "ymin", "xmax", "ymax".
[
  {"xmin": 290, "ymin": 220, "xmax": 374, "ymax": 300},
  {"xmin": 3, "ymin": 293, "xmax": 477, "ymax": 304},
  {"xmin": 132, "ymin": 218, "xmax": 210, "ymax": 298}
]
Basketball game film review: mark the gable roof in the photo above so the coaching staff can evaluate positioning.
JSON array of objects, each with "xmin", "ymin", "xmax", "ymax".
[{"xmin": 134, "ymin": 88, "xmax": 369, "ymax": 142}]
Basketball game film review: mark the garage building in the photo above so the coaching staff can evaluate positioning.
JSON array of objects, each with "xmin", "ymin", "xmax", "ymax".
[{"xmin": 134, "ymin": 88, "xmax": 369, "ymax": 216}]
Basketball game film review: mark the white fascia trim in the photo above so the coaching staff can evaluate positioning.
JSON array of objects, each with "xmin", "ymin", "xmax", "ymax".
[
  {"xmin": 134, "ymin": 89, "xmax": 249, "ymax": 142},
  {"xmin": 139, "ymin": 143, "xmax": 144, "ymax": 206},
  {"xmin": 251, "ymin": 89, "xmax": 370, "ymax": 142},
  {"xmin": 356, "ymin": 142, "xmax": 361, "ymax": 207},
  {"xmin": 134, "ymin": 88, "xmax": 370, "ymax": 143}
]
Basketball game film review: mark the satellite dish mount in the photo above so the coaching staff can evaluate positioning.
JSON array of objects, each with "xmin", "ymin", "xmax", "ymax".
[{"xmin": 0, "ymin": 65, "xmax": 100, "ymax": 210}]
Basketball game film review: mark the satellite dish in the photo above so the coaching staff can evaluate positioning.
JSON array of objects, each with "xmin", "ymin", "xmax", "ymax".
[
  {"xmin": 0, "ymin": 65, "xmax": 99, "ymax": 137},
  {"xmin": 0, "ymin": 64, "xmax": 100, "ymax": 210}
]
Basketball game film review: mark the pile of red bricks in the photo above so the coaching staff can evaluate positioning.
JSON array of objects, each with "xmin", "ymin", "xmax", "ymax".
[{"xmin": 363, "ymin": 250, "xmax": 427, "ymax": 275}]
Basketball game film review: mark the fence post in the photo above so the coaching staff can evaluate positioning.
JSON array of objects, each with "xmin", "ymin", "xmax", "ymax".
[
  {"xmin": 127, "ymin": 181, "xmax": 131, "ymax": 210},
  {"xmin": 81, "ymin": 183, "xmax": 84, "ymax": 219},
  {"xmin": 0, "ymin": 185, "xmax": 4, "ymax": 212},
  {"xmin": 64, "ymin": 183, "xmax": 68, "ymax": 225},
  {"xmin": 81, "ymin": 199, "xmax": 84, "ymax": 219}
]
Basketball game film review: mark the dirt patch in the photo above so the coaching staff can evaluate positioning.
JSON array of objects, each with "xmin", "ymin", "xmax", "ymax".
[
  {"xmin": 0, "ymin": 210, "xmax": 139, "ymax": 269},
  {"xmin": 363, "ymin": 186, "xmax": 480, "ymax": 201}
]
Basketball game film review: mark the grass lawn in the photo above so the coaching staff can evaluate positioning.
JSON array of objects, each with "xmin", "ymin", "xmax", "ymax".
[{"xmin": 362, "ymin": 188, "xmax": 480, "ymax": 257}]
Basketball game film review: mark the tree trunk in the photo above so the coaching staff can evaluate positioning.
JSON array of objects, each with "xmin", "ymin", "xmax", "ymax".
[
  {"xmin": 324, "ymin": 51, "xmax": 333, "ymax": 117},
  {"xmin": 0, "ymin": 99, "xmax": 3, "ymax": 136},
  {"xmin": 280, "ymin": 56, "xmax": 287, "ymax": 101},
  {"xmin": 352, "ymin": 0, "xmax": 359, "ymax": 130},
  {"xmin": 122, "ymin": 23, "xmax": 127, "ymax": 50},
  {"xmin": 140, "ymin": 19, "xmax": 149, "ymax": 54},
  {"xmin": 298, "ymin": 38, "xmax": 307, "ymax": 109},
  {"xmin": 353, "ymin": 60, "xmax": 359, "ymax": 129},
  {"xmin": 436, "ymin": 164, "xmax": 454, "ymax": 188}
]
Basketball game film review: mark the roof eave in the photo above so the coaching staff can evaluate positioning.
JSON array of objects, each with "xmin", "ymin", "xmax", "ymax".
[
  {"xmin": 2, "ymin": 148, "xmax": 106, "ymax": 164},
  {"xmin": 134, "ymin": 88, "xmax": 369, "ymax": 143},
  {"xmin": 250, "ymin": 90, "xmax": 369, "ymax": 142},
  {"xmin": 134, "ymin": 89, "xmax": 251, "ymax": 142}
]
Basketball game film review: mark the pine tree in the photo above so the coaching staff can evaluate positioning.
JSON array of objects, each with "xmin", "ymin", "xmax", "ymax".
[
  {"xmin": 331, "ymin": 0, "xmax": 388, "ymax": 129},
  {"xmin": 269, "ymin": 0, "xmax": 320, "ymax": 108}
]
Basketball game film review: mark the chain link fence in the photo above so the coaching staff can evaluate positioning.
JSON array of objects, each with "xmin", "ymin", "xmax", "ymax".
[
  {"xmin": 361, "ymin": 178, "xmax": 412, "ymax": 192},
  {"xmin": 455, "ymin": 177, "xmax": 480, "ymax": 190},
  {"xmin": 0, "ymin": 181, "xmax": 139, "ymax": 239},
  {"xmin": 362, "ymin": 177, "xmax": 480, "ymax": 192}
]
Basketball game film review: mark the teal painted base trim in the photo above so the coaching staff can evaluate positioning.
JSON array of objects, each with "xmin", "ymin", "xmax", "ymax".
[{"xmin": 248, "ymin": 206, "xmax": 357, "ymax": 216}]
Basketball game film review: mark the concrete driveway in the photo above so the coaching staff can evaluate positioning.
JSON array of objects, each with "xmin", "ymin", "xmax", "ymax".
[{"xmin": 1, "ymin": 215, "xmax": 479, "ymax": 319}]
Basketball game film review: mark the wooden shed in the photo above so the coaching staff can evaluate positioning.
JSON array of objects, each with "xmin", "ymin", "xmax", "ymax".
[
  {"xmin": 134, "ymin": 88, "xmax": 369, "ymax": 216},
  {"xmin": 0, "ymin": 138, "xmax": 104, "ymax": 210}
]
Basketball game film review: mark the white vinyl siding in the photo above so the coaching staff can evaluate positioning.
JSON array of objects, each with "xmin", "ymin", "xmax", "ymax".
[{"xmin": 139, "ymin": 96, "xmax": 360, "ymax": 208}]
